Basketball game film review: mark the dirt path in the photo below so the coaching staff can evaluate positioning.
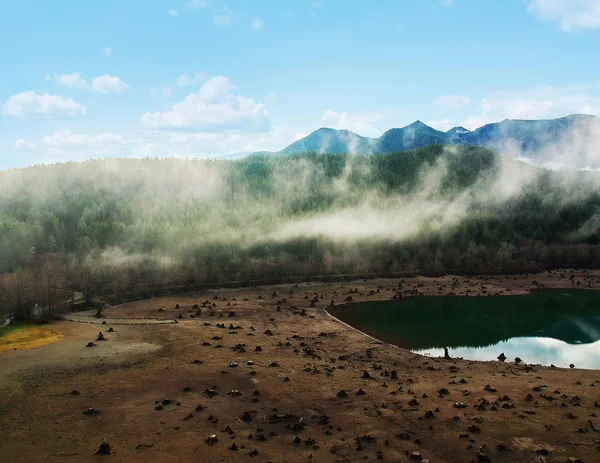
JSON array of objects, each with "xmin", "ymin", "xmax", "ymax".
[
  {"xmin": 0, "ymin": 270, "xmax": 598, "ymax": 463},
  {"xmin": 63, "ymin": 309, "xmax": 178, "ymax": 325}
]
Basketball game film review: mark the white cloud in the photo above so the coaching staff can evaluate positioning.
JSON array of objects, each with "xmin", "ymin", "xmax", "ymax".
[
  {"xmin": 56, "ymin": 72, "xmax": 88, "ymax": 90},
  {"xmin": 213, "ymin": 14, "xmax": 233, "ymax": 26},
  {"xmin": 2, "ymin": 91, "xmax": 86, "ymax": 118},
  {"xmin": 460, "ymin": 83, "xmax": 600, "ymax": 130},
  {"xmin": 42, "ymin": 130, "xmax": 123, "ymax": 152},
  {"xmin": 140, "ymin": 76, "xmax": 270, "ymax": 132},
  {"xmin": 103, "ymin": 47, "xmax": 112, "ymax": 57},
  {"xmin": 433, "ymin": 95, "xmax": 471, "ymax": 109},
  {"xmin": 440, "ymin": 0, "xmax": 454, "ymax": 6},
  {"xmin": 29, "ymin": 125, "xmax": 296, "ymax": 159},
  {"xmin": 213, "ymin": 5, "xmax": 234, "ymax": 26},
  {"xmin": 425, "ymin": 118, "xmax": 454, "ymax": 131},
  {"xmin": 528, "ymin": 0, "xmax": 600, "ymax": 31},
  {"xmin": 14, "ymin": 139, "xmax": 36, "ymax": 150},
  {"xmin": 250, "ymin": 18, "xmax": 264, "ymax": 30},
  {"xmin": 187, "ymin": 0, "xmax": 208, "ymax": 7},
  {"xmin": 320, "ymin": 109, "xmax": 390, "ymax": 137},
  {"xmin": 53, "ymin": 72, "xmax": 130, "ymax": 93},
  {"xmin": 91, "ymin": 75, "xmax": 130, "ymax": 93},
  {"xmin": 163, "ymin": 125, "xmax": 294, "ymax": 154},
  {"xmin": 176, "ymin": 72, "xmax": 205, "ymax": 87},
  {"xmin": 168, "ymin": 9, "xmax": 178, "ymax": 16}
]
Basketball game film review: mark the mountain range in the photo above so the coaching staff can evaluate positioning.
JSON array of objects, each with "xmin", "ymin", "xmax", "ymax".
[{"xmin": 242, "ymin": 114, "xmax": 600, "ymax": 169}]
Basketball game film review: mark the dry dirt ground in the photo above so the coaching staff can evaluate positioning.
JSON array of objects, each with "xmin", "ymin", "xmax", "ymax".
[{"xmin": 1, "ymin": 270, "xmax": 599, "ymax": 463}]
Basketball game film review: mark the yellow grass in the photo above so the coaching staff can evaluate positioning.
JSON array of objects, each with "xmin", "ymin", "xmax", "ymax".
[{"xmin": 0, "ymin": 326, "xmax": 62, "ymax": 353}]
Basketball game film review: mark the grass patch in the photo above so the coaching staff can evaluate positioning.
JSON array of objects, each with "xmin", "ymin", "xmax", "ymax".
[
  {"xmin": 0, "ymin": 323, "xmax": 62, "ymax": 353},
  {"xmin": 0, "ymin": 322, "xmax": 31, "ymax": 338}
]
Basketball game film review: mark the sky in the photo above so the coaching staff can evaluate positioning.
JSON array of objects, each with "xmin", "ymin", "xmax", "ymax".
[{"xmin": 1, "ymin": 0, "xmax": 600, "ymax": 169}]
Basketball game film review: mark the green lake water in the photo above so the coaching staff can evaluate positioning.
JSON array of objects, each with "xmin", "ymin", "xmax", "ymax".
[{"xmin": 329, "ymin": 289, "xmax": 600, "ymax": 369}]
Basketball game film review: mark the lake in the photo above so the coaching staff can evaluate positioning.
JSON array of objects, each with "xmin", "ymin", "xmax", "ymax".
[{"xmin": 329, "ymin": 289, "xmax": 600, "ymax": 369}]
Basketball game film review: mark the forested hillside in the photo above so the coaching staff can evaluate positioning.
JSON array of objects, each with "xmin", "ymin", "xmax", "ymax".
[{"xmin": 1, "ymin": 145, "xmax": 599, "ymax": 319}]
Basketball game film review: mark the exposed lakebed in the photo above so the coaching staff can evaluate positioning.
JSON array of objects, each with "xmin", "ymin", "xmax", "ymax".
[{"xmin": 330, "ymin": 289, "xmax": 600, "ymax": 369}]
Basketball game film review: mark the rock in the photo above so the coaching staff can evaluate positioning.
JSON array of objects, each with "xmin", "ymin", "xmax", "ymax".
[
  {"xmin": 107, "ymin": 327, "xmax": 115, "ymax": 332},
  {"xmin": 82, "ymin": 408, "xmax": 99, "ymax": 416},
  {"xmin": 96, "ymin": 332, "xmax": 106, "ymax": 341},
  {"xmin": 240, "ymin": 411, "xmax": 253, "ymax": 422},
  {"xmin": 94, "ymin": 441, "xmax": 113, "ymax": 455},
  {"xmin": 71, "ymin": 389, "xmax": 80, "ymax": 395},
  {"xmin": 204, "ymin": 434, "xmax": 218, "ymax": 445},
  {"xmin": 336, "ymin": 390, "xmax": 348, "ymax": 398},
  {"xmin": 410, "ymin": 451, "xmax": 423, "ymax": 460},
  {"xmin": 204, "ymin": 388, "xmax": 217, "ymax": 398}
]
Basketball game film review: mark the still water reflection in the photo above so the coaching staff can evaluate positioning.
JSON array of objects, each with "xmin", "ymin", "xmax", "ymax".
[{"xmin": 330, "ymin": 289, "xmax": 600, "ymax": 369}]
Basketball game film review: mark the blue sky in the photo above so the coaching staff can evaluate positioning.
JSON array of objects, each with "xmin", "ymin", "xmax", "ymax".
[{"xmin": 1, "ymin": 0, "xmax": 600, "ymax": 169}]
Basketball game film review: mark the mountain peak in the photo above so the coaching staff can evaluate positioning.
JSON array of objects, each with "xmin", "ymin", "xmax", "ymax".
[
  {"xmin": 447, "ymin": 126, "xmax": 471, "ymax": 136},
  {"xmin": 403, "ymin": 120, "xmax": 429, "ymax": 129},
  {"xmin": 279, "ymin": 127, "xmax": 374, "ymax": 155}
]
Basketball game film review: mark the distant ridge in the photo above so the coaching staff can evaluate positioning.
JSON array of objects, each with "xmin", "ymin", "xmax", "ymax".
[
  {"xmin": 279, "ymin": 128, "xmax": 377, "ymax": 155},
  {"xmin": 259, "ymin": 114, "xmax": 600, "ymax": 169}
]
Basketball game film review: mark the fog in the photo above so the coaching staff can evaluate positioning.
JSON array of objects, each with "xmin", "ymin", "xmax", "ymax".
[{"xmin": 1, "ymin": 125, "xmax": 600, "ymax": 303}]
